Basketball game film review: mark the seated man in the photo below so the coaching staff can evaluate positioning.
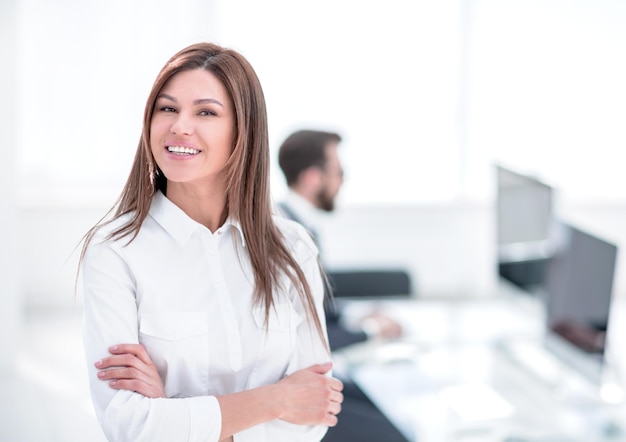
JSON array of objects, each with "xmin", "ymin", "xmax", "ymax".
[{"xmin": 277, "ymin": 129, "xmax": 408, "ymax": 442}]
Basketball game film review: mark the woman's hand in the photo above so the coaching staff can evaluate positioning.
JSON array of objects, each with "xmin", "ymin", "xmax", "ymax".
[
  {"xmin": 95, "ymin": 343, "xmax": 165, "ymax": 398},
  {"xmin": 274, "ymin": 362, "xmax": 344, "ymax": 427}
]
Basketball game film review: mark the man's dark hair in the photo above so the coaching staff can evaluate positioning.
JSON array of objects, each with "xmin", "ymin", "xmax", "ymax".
[{"xmin": 278, "ymin": 130, "xmax": 342, "ymax": 186}]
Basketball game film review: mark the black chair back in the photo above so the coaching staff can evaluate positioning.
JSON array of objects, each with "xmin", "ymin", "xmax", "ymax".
[{"xmin": 327, "ymin": 269, "xmax": 413, "ymax": 299}]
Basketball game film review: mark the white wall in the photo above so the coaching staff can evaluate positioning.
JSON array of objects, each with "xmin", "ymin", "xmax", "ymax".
[
  {"xmin": 16, "ymin": 0, "xmax": 220, "ymax": 207},
  {"xmin": 215, "ymin": 0, "xmax": 465, "ymax": 205},
  {"xmin": 320, "ymin": 203, "xmax": 497, "ymax": 298},
  {"xmin": 0, "ymin": 0, "xmax": 21, "ymax": 375},
  {"xmin": 464, "ymin": 0, "xmax": 626, "ymax": 202},
  {"xmin": 19, "ymin": 203, "xmax": 106, "ymax": 309}
]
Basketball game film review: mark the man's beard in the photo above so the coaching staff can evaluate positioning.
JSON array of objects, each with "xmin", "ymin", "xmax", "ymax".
[{"xmin": 315, "ymin": 187, "xmax": 336, "ymax": 212}]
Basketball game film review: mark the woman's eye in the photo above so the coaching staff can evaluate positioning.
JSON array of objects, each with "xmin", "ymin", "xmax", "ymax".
[
  {"xmin": 159, "ymin": 106, "xmax": 176, "ymax": 113},
  {"xmin": 199, "ymin": 109, "xmax": 217, "ymax": 116}
]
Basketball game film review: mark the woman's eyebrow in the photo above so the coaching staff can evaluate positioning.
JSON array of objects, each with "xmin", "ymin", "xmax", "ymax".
[
  {"xmin": 193, "ymin": 98, "xmax": 224, "ymax": 107},
  {"xmin": 156, "ymin": 93, "xmax": 223, "ymax": 108},
  {"xmin": 157, "ymin": 93, "xmax": 177, "ymax": 102}
]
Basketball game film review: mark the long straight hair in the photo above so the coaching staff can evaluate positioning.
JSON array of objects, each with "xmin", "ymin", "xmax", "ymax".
[{"xmin": 78, "ymin": 42, "xmax": 326, "ymax": 348}]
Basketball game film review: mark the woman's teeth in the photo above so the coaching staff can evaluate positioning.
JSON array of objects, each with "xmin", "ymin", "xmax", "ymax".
[{"xmin": 167, "ymin": 146, "xmax": 200, "ymax": 155}]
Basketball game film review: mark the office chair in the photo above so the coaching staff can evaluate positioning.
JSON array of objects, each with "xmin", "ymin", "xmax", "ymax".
[{"xmin": 326, "ymin": 268, "xmax": 413, "ymax": 299}]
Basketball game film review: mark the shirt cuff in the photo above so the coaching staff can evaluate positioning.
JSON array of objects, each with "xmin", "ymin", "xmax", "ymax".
[{"xmin": 186, "ymin": 396, "xmax": 222, "ymax": 442}]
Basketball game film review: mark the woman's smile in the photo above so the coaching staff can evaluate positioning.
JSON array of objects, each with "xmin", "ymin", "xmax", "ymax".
[{"xmin": 166, "ymin": 145, "xmax": 201, "ymax": 156}]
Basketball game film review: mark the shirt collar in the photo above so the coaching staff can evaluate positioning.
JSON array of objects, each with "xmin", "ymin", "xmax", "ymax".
[{"xmin": 149, "ymin": 190, "xmax": 246, "ymax": 247}]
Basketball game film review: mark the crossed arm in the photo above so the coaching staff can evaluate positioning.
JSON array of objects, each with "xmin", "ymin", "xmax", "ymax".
[{"xmin": 95, "ymin": 343, "xmax": 344, "ymax": 441}]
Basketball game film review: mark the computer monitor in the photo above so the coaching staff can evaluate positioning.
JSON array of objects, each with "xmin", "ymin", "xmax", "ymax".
[
  {"xmin": 542, "ymin": 220, "xmax": 618, "ymax": 384},
  {"xmin": 495, "ymin": 164, "xmax": 554, "ymax": 291}
]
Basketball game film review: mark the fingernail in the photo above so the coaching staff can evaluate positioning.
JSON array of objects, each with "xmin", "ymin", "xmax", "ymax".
[
  {"xmin": 109, "ymin": 380, "xmax": 117, "ymax": 386},
  {"xmin": 109, "ymin": 345, "xmax": 118, "ymax": 351},
  {"xmin": 95, "ymin": 360, "xmax": 102, "ymax": 367},
  {"xmin": 97, "ymin": 371, "xmax": 105, "ymax": 378}
]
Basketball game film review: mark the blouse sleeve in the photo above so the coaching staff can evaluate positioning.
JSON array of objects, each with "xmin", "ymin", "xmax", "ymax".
[
  {"xmin": 82, "ymin": 238, "xmax": 222, "ymax": 442},
  {"xmin": 234, "ymin": 224, "xmax": 333, "ymax": 442}
]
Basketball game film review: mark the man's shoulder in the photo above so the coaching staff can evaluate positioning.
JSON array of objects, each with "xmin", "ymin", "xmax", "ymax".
[
  {"xmin": 276, "ymin": 200, "xmax": 299, "ymax": 222},
  {"xmin": 273, "ymin": 211, "xmax": 308, "ymax": 238},
  {"xmin": 273, "ymin": 213, "xmax": 319, "ymax": 258}
]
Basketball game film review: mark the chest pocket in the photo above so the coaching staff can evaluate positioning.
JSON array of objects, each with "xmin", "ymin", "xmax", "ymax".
[
  {"xmin": 252, "ymin": 302, "xmax": 302, "ymax": 361},
  {"xmin": 139, "ymin": 312, "xmax": 210, "ymax": 397}
]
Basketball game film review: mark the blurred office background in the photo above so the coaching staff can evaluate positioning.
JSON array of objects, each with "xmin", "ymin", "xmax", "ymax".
[{"xmin": 2, "ymin": 0, "xmax": 626, "ymax": 440}]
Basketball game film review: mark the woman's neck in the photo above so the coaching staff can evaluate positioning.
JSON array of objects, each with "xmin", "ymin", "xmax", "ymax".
[{"xmin": 165, "ymin": 182, "xmax": 228, "ymax": 232}]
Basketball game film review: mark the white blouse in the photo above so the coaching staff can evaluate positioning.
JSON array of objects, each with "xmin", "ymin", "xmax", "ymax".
[{"xmin": 82, "ymin": 191, "xmax": 331, "ymax": 442}]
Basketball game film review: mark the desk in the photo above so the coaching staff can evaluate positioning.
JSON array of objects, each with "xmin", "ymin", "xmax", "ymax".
[{"xmin": 333, "ymin": 293, "xmax": 626, "ymax": 442}]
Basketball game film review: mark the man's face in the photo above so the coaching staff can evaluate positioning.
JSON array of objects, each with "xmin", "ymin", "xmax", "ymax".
[{"xmin": 315, "ymin": 143, "xmax": 344, "ymax": 212}]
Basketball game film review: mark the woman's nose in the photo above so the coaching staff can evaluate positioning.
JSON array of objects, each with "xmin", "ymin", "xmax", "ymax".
[{"xmin": 170, "ymin": 113, "xmax": 193, "ymax": 135}]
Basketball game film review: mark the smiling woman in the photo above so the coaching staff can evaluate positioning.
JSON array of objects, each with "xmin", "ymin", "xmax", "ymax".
[
  {"xmin": 150, "ymin": 69, "xmax": 235, "ymax": 205},
  {"xmin": 78, "ymin": 42, "xmax": 343, "ymax": 442}
]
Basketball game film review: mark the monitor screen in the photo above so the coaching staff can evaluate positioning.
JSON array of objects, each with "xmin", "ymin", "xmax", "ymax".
[
  {"xmin": 542, "ymin": 221, "xmax": 618, "ymax": 383},
  {"xmin": 495, "ymin": 164, "xmax": 554, "ymax": 291}
]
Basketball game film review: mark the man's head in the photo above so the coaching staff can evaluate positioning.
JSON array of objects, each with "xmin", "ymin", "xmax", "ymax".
[{"xmin": 278, "ymin": 130, "xmax": 344, "ymax": 212}]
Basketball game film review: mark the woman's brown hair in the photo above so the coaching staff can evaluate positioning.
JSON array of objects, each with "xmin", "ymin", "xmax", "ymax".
[{"xmin": 78, "ymin": 42, "xmax": 326, "ymax": 347}]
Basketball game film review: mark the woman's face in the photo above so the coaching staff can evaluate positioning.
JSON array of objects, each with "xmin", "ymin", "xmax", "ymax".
[{"xmin": 150, "ymin": 69, "xmax": 235, "ymax": 188}]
